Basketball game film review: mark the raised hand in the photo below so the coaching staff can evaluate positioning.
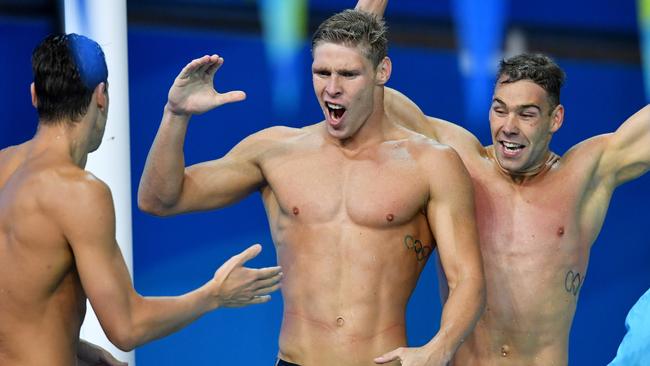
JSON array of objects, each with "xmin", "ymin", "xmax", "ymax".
[
  {"xmin": 210, "ymin": 244, "xmax": 282, "ymax": 308},
  {"xmin": 166, "ymin": 55, "xmax": 246, "ymax": 116}
]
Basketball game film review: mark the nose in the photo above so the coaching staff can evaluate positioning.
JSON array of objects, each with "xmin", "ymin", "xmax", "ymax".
[
  {"xmin": 502, "ymin": 113, "xmax": 519, "ymax": 135},
  {"xmin": 325, "ymin": 75, "xmax": 341, "ymax": 97}
]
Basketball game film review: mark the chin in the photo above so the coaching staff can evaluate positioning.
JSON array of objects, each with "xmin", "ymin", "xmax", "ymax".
[{"xmin": 326, "ymin": 125, "xmax": 350, "ymax": 140}]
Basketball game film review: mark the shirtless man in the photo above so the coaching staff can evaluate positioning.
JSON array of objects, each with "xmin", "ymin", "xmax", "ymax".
[
  {"xmin": 379, "ymin": 52, "xmax": 650, "ymax": 365},
  {"xmin": 138, "ymin": 10, "xmax": 485, "ymax": 366},
  {"xmin": 0, "ymin": 33, "xmax": 282, "ymax": 366}
]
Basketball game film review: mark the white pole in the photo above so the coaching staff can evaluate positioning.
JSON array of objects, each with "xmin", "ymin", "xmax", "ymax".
[{"xmin": 62, "ymin": 1, "xmax": 134, "ymax": 364}]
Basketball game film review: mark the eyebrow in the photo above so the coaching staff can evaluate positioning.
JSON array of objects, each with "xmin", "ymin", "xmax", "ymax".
[{"xmin": 492, "ymin": 98, "xmax": 542, "ymax": 112}]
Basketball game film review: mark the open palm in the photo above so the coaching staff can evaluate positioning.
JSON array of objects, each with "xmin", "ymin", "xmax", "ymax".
[{"xmin": 167, "ymin": 54, "xmax": 246, "ymax": 116}]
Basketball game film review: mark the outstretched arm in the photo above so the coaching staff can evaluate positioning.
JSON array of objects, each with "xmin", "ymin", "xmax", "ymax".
[
  {"xmin": 55, "ymin": 176, "xmax": 281, "ymax": 351},
  {"xmin": 384, "ymin": 87, "xmax": 485, "ymax": 159},
  {"xmin": 138, "ymin": 55, "xmax": 260, "ymax": 216},
  {"xmin": 597, "ymin": 104, "xmax": 650, "ymax": 186},
  {"xmin": 376, "ymin": 147, "xmax": 485, "ymax": 366}
]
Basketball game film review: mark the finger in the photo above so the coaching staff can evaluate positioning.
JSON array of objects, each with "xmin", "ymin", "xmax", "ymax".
[
  {"xmin": 247, "ymin": 295, "xmax": 272, "ymax": 304},
  {"xmin": 233, "ymin": 243, "xmax": 262, "ymax": 266},
  {"xmin": 253, "ymin": 266, "xmax": 282, "ymax": 280},
  {"xmin": 254, "ymin": 282, "xmax": 281, "ymax": 296},
  {"xmin": 255, "ymin": 271, "xmax": 282, "ymax": 286},
  {"xmin": 178, "ymin": 56, "xmax": 206, "ymax": 79},
  {"xmin": 217, "ymin": 90, "xmax": 247, "ymax": 105},
  {"xmin": 196, "ymin": 55, "xmax": 215, "ymax": 75},
  {"xmin": 253, "ymin": 274, "xmax": 282, "ymax": 292},
  {"xmin": 205, "ymin": 55, "xmax": 224, "ymax": 76},
  {"xmin": 374, "ymin": 348, "xmax": 401, "ymax": 364}
]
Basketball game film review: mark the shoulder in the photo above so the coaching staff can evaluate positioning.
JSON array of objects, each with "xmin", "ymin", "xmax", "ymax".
[
  {"xmin": 405, "ymin": 133, "xmax": 465, "ymax": 167},
  {"xmin": 397, "ymin": 133, "xmax": 469, "ymax": 183},
  {"xmin": 238, "ymin": 125, "xmax": 316, "ymax": 148},
  {"xmin": 249, "ymin": 124, "xmax": 316, "ymax": 140},
  {"xmin": 44, "ymin": 168, "xmax": 113, "ymax": 218},
  {"xmin": 561, "ymin": 133, "xmax": 611, "ymax": 168}
]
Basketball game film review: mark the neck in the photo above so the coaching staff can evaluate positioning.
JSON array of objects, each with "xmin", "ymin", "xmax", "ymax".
[
  {"xmin": 487, "ymin": 146, "xmax": 560, "ymax": 184},
  {"xmin": 33, "ymin": 121, "xmax": 90, "ymax": 168}
]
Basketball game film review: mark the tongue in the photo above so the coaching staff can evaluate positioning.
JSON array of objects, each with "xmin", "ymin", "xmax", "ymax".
[{"xmin": 332, "ymin": 108, "xmax": 344, "ymax": 119}]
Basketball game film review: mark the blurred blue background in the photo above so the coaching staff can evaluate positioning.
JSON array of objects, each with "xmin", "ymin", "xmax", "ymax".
[{"xmin": 1, "ymin": 1, "xmax": 648, "ymax": 365}]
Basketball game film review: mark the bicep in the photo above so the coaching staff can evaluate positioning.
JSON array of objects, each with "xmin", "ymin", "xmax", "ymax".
[
  {"xmin": 599, "ymin": 105, "xmax": 650, "ymax": 185},
  {"xmin": 385, "ymin": 87, "xmax": 438, "ymax": 138},
  {"xmin": 426, "ymin": 153, "xmax": 483, "ymax": 288},
  {"xmin": 168, "ymin": 135, "xmax": 267, "ymax": 215},
  {"xmin": 58, "ymin": 181, "xmax": 135, "ymax": 330},
  {"xmin": 384, "ymin": 87, "xmax": 484, "ymax": 156}
]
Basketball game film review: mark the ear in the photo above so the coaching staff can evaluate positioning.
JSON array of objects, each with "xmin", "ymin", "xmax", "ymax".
[
  {"xmin": 549, "ymin": 104, "xmax": 564, "ymax": 133},
  {"xmin": 375, "ymin": 56, "xmax": 392, "ymax": 86},
  {"xmin": 30, "ymin": 82, "xmax": 38, "ymax": 108},
  {"xmin": 94, "ymin": 82, "xmax": 107, "ymax": 112}
]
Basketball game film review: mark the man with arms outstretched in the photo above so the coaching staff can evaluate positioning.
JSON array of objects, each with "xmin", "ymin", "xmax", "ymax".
[
  {"xmin": 0, "ymin": 33, "xmax": 282, "ymax": 366},
  {"xmin": 381, "ymin": 50, "xmax": 649, "ymax": 365},
  {"xmin": 139, "ymin": 10, "xmax": 485, "ymax": 366}
]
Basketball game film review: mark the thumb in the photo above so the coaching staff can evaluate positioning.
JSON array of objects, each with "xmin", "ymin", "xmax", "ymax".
[
  {"xmin": 233, "ymin": 243, "xmax": 262, "ymax": 267},
  {"xmin": 374, "ymin": 348, "xmax": 401, "ymax": 364},
  {"xmin": 213, "ymin": 244, "xmax": 261, "ymax": 280},
  {"xmin": 217, "ymin": 90, "xmax": 246, "ymax": 105}
]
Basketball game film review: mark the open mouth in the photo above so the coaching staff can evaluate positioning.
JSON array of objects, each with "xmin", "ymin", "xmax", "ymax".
[
  {"xmin": 326, "ymin": 102, "xmax": 346, "ymax": 122},
  {"xmin": 500, "ymin": 141, "xmax": 525, "ymax": 154}
]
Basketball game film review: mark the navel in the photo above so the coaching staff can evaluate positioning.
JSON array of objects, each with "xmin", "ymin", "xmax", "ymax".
[
  {"xmin": 557, "ymin": 226, "xmax": 565, "ymax": 236},
  {"xmin": 336, "ymin": 316, "xmax": 345, "ymax": 327}
]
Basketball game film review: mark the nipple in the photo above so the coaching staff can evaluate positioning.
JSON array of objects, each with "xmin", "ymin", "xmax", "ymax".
[
  {"xmin": 557, "ymin": 226, "xmax": 564, "ymax": 236},
  {"xmin": 386, "ymin": 213, "xmax": 394, "ymax": 222},
  {"xmin": 336, "ymin": 316, "xmax": 345, "ymax": 327},
  {"xmin": 292, "ymin": 207, "xmax": 300, "ymax": 216}
]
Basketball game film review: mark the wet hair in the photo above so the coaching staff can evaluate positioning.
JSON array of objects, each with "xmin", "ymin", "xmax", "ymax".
[
  {"xmin": 311, "ymin": 9, "xmax": 388, "ymax": 68},
  {"xmin": 31, "ymin": 33, "xmax": 108, "ymax": 123},
  {"xmin": 497, "ymin": 53, "xmax": 566, "ymax": 112}
]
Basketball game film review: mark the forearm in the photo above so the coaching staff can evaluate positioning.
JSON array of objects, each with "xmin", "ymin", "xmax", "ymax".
[
  {"xmin": 138, "ymin": 105, "xmax": 191, "ymax": 214},
  {"xmin": 425, "ymin": 275, "xmax": 485, "ymax": 361},
  {"xmin": 125, "ymin": 285, "xmax": 214, "ymax": 349},
  {"xmin": 355, "ymin": 0, "xmax": 387, "ymax": 17}
]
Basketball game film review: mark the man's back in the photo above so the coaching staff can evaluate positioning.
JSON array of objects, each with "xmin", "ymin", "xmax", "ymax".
[{"xmin": 0, "ymin": 142, "xmax": 87, "ymax": 365}]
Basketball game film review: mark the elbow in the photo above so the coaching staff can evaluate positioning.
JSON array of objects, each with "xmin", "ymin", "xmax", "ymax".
[
  {"xmin": 137, "ymin": 193, "xmax": 173, "ymax": 217},
  {"xmin": 105, "ymin": 326, "xmax": 138, "ymax": 352}
]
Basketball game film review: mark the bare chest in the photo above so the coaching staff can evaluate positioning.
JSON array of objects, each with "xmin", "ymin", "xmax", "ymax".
[
  {"xmin": 470, "ymin": 167, "xmax": 592, "ymax": 273},
  {"xmin": 261, "ymin": 148, "xmax": 428, "ymax": 228}
]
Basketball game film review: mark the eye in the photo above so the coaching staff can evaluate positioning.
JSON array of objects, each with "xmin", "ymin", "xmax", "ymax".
[
  {"xmin": 520, "ymin": 111, "xmax": 537, "ymax": 119},
  {"xmin": 492, "ymin": 107, "xmax": 506, "ymax": 115},
  {"xmin": 340, "ymin": 71, "xmax": 358, "ymax": 78},
  {"xmin": 314, "ymin": 70, "xmax": 330, "ymax": 77}
]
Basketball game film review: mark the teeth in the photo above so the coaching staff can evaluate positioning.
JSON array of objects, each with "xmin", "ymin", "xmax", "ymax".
[
  {"xmin": 327, "ymin": 103, "xmax": 343, "ymax": 110},
  {"xmin": 503, "ymin": 142, "xmax": 523, "ymax": 149}
]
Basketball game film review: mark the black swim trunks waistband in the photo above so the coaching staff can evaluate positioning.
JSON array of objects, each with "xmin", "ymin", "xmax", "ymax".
[{"xmin": 276, "ymin": 358, "xmax": 301, "ymax": 366}]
